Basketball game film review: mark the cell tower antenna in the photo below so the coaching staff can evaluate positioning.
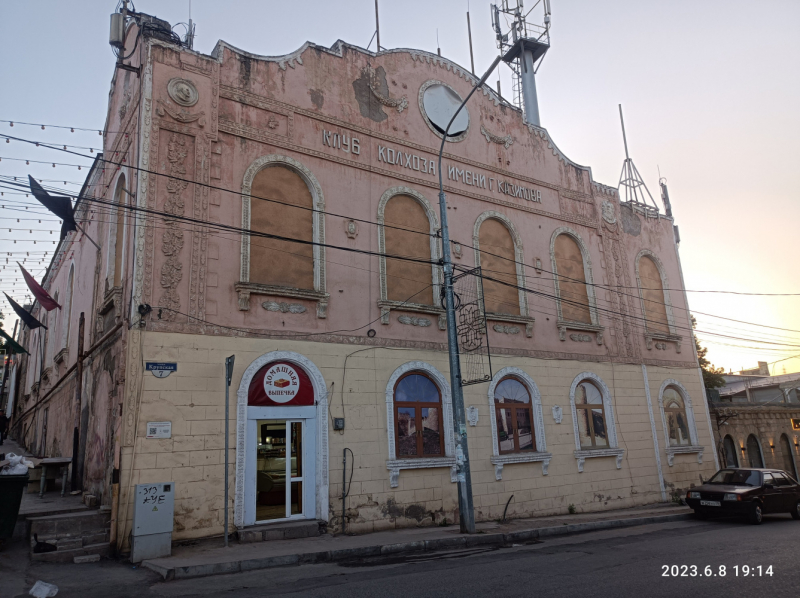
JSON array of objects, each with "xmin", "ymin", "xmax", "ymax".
[
  {"xmin": 490, "ymin": 0, "xmax": 551, "ymax": 126},
  {"xmin": 617, "ymin": 104, "xmax": 659, "ymax": 216}
]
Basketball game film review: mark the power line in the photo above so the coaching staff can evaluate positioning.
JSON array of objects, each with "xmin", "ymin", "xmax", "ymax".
[
  {"xmin": 4, "ymin": 138, "xmax": 799, "ymax": 347},
  {"xmin": 6, "ymin": 134, "xmax": 800, "ymax": 306},
  {"xmin": 3, "ymin": 177, "xmax": 798, "ymax": 353}
]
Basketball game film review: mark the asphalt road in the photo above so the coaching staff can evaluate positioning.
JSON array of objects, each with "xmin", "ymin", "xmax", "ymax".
[{"xmin": 5, "ymin": 514, "xmax": 800, "ymax": 597}]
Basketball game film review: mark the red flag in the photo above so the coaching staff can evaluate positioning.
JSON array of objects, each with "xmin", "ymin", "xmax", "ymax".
[{"xmin": 18, "ymin": 264, "xmax": 61, "ymax": 311}]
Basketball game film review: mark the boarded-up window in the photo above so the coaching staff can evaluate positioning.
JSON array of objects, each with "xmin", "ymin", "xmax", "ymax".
[
  {"xmin": 554, "ymin": 234, "xmax": 591, "ymax": 323},
  {"xmin": 478, "ymin": 219, "xmax": 519, "ymax": 315},
  {"xmin": 638, "ymin": 256, "xmax": 669, "ymax": 334},
  {"xmin": 250, "ymin": 166, "xmax": 314, "ymax": 289},
  {"xmin": 384, "ymin": 195, "xmax": 433, "ymax": 305},
  {"xmin": 113, "ymin": 174, "xmax": 126, "ymax": 287}
]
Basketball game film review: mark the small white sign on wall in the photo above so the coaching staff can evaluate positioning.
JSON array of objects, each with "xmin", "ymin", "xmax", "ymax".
[{"xmin": 146, "ymin": 421, "xmax": 172, "ymax": 439}]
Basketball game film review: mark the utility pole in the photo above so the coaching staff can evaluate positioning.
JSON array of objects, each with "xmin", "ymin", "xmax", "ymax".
[
  {"xmin": 374, "ymin": 0, "xmax": 381, "ymax": 51},
  {"xmin": 467, "ymin": 11, "xmax": 476, "ymax": 75},
  {"xmin": 71, "ymin": 312, "xmax": 85, "ymax": 491},
  {"xmin": 437, "ymin": 55, "xmax": 502, "ymax": 534},
  {"xmin": 223, "ymin": 355, "xmax": 235, "ymax": 547}
]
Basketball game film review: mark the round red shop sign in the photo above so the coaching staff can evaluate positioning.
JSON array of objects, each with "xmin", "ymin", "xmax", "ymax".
[{"xmin": 248, "ymin": 361, "xmax": 314, "ymax": 407}]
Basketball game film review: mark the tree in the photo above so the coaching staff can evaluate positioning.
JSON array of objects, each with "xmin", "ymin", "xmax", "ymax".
[{"xmin": 691, "ymin": 316, "xmax": 726, "ymax": 389}]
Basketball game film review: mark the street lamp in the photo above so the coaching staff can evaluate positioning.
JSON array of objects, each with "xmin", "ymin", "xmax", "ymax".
[{"xmin": 436, "ymin": 55, "xmax": 502, "ymax": 534}]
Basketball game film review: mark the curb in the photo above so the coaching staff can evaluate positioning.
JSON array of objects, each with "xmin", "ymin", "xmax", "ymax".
[{"xmin": 143, "ymin": 512, "xmax": 692, "ymax": 581}]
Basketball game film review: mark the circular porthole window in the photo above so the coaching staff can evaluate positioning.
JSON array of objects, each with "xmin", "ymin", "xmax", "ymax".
[{"xmin": 419, "ymin": 80, "xmax": 470, "ymax": 142}]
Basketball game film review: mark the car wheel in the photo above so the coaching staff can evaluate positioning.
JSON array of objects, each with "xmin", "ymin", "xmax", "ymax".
[
  {"xmin": 748, "ymin": 503, "xmax": 763, "ymax": 525},
  {"xmin": 791, "ymin": 500, "xmax": 800, "ymax": 520}
]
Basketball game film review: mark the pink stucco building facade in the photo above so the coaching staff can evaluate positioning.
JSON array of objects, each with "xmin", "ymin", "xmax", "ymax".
[{"xmin": 9, "ymin": 11, "xmax": 718, "ymax": 551}]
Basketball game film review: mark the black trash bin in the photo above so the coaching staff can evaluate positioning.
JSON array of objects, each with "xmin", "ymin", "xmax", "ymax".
[{"xmin": 0, "ymin": 473, "xmax": 29, "ymax": 540}]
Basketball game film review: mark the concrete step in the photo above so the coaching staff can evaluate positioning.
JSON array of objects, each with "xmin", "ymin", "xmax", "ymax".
[
  {"xmin": 31, "ymin": 542, "xmax": 111, "ymax": 563},
  {"xmin": 237, "ymin": 520, "xmax": 323, "ymax": 543},
  {"xmin": 28, "ymin": 509, "xmax": 111, "ymax": 538}
]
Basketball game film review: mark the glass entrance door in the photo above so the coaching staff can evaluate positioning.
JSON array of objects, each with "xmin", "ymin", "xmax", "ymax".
[{"xmin": 255, "ymin": 420, "xmax": 304, "ymax": 522}]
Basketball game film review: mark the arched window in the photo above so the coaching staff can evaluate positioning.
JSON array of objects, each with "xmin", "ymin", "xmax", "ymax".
[
  {"xmin": 487, "ymin": 367, "xmax": 549, "ymax": 479},
  {"xmin": 662, "ymin": 386, "xmax": 690, "ymax": 446},
  {"xmin": 657, "ymin": 380, "xmax": 701, "ymax": 466},
  {"xmin": 239, "ymin": 156, "xmax": 327, "ymax": 316},
  {"xmin": 108, "ymin": 174, "xmax": 126, "ymax": 288},
  {"xmin": 637, "ymin": 255, "xmax": 669, "ymax": 334},
  {"xmin": 393, "ymin": 373, "xmax": 444, "ymax": 458},
  {"xmin": 61, "ymin": 264, "xmax": 75, "ymax": 351},
  {"xmin": 635, "ymin": 251, "xmax": 681, "ymax": 352},
  {"xmin": 48, "ymin": 291, "xmax": 58, "ymax": 362},
  {"xmin": 551, "ymin": 229, "xmax": 602, "ymax": 344},
  {"xmin": 493, "ymin": 377, "xmax": 534, "ymax": 453},
  {"xmin": 574, "ymin": 380, "xmax": 607, "ymax": 448},
  {"xmin": 747, "ymin": 434, "xmax": 764, "ymax": 468},
  {"xmin": 554, "ymin": 233, "xmax": 591, "ymax": 323},
  {"xmin": 382, "ymin": 193, "xmax": 435, "ymax": 306},
  {"xmin": 780, "ymin": 434, "xmax": 797, "ymax": 479},
  {"xmin": 250, "ymin": 165, "xmax": 314, "ymax": 289},
  {"xmin": 478, "ymin": 219, "xmax": 519, "ymax": 316},
  {"xmin": 473, "ymin": 212, "xmax": 533, "ymax": 336},
  {"xmin": 723, "ymin": 435, "xmax": 739, "ymax": 468},
  {"xmin": 113, "ymin": 176, "xmax": 126, "ymax": 287}
]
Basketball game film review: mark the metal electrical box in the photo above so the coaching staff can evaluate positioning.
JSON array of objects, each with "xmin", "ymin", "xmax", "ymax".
[{"xmin": 131, "ymin": 482, "xmax": 175, "ymax": 563}]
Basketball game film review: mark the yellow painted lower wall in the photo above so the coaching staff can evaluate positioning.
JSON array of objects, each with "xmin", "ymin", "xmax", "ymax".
[{"xmin": 116, "ymin": 331, "xmax": 718, "ymax": 545}]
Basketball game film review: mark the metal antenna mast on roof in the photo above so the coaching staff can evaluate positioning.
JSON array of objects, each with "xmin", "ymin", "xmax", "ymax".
[
  {"xmin": 617, "ymin": 104, "xmax": 659, "ymax": 216},
  {"xmin": 490, "ymin": 0, "xmax": 551, "ymax": 126}
]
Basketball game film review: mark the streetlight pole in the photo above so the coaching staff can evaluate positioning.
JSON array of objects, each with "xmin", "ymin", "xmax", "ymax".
[{"xmin": 437, "ymin": 55, "xmax": 502, "ymax": 534}]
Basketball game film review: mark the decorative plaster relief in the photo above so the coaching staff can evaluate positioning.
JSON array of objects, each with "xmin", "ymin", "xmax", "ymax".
[
  {"xmin": 363, "ymin": 66, "xmax": 408, "ymax": 113},
  {"xmin": 601, "ymin": 200, "xmax": 617, "ymax": 224},
  {"xmin": 345, "ymin": 219, "xmax": 358, "ymax": 239},
  {"xmin": 159, "ymin": 132, "xmax": 189, "ymax": 321},
  {"xmin": 493, "ymin": 324, "xmax": 520, "ymax": 335},
  {"xmin": 552, "ymin": 405, "xmax": 563, "ymax": 423},
  {"xmin": 398, "ymin": 315, "xmax": 431, "ymax": 327},
  {"xmin": 157, "ymin": 100, "xmax": 206, "ymax": 126},
  {"xmin": 480, "ymin": 125, "xmax": 514, "ymax": 149},
  {"xmin": 262, "ymin": 301, "xmax": 307, "ymax": 314},
  {"xmin": 569, "ymin": 333, "xmax": 592, "ymax": 342},
  {"xmin": 167, "ymin": 78, "xmax": 199, "ymax": 107},
  {"xmin": 467, "ymin": 406, "xmax": 479, "ymax": 426}
]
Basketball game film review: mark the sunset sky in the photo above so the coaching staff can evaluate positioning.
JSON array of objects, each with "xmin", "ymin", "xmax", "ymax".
[{"xmin": 1, "ymin": 0, "xmax": 798, "ymax": 374}]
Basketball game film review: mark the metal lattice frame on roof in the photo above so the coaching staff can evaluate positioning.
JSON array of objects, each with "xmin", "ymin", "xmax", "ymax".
[
  {"xmin": 491, "ymin": 0, "xmax": 551, "ymax": 118},
  {"xmin": 617, "ymin": 105, "xmax": 660, "ymax": 217}
]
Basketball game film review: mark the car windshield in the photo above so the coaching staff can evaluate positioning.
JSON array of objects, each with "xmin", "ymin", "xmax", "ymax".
[{"xmin": 708, "ymin": 469, "xmax": 761, "ymax": 486}]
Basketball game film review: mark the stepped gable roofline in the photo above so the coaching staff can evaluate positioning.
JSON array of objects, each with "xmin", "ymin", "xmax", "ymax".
[{"xmin": 210, "ymin": 39, "xmax": 602, "ymax": 184}]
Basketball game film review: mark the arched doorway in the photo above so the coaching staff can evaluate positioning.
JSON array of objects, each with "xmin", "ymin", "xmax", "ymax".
[
  {"xmin": 235, "ymin": 352, "xmax": 328, "ymax": 528},
  {"xmin": 746, "ymin": 434, "xmax": 764, "ymax": 468},
  {"xmin": 780, "ymin": 434, "xmax": 797, "ymax": 480},
  {"xmin": 723, "ymin": 435, "xmax": 739, "ymax": 468}
]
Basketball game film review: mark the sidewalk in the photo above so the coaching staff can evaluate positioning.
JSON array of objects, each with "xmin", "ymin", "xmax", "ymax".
[{"xmin": 144, "ymin": 502, "xmax": 692, "ymax": 581}]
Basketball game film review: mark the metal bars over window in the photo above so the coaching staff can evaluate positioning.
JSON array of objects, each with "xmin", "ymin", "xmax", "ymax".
[{"xmin": 451, "ymin": 266, "xmax": 492, "ymax": 386}]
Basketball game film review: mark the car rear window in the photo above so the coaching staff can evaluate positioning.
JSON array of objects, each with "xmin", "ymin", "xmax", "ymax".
[{"xmin": 708, "ymin": 469, "xmax": 761, "ymax": 486}]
